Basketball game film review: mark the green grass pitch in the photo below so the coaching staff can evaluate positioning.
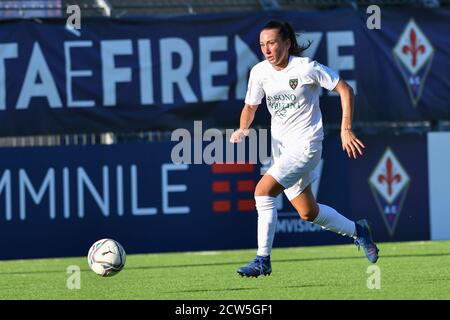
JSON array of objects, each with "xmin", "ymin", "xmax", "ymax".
[{"xmin": 1, "ymin": 240, "xmax": 449, "ymax": 300}]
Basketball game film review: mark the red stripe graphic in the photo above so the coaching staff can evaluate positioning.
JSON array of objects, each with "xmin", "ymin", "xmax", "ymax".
[
  {"xmin": 213, "ymin": 200, "xmax": 231, "ymax": 212},
  {"xmin": 238, "ymin": 200, "xmax": 255, "ymax": 211},
  {"xmin": 212, "ymin": 181, "xmax": 230, "ymax": 193},
  {"xmin": 212, "ymin": 163, "xmax": 254, "ymax": 174},
  {"xmin": 237, "ymin": 180, "xmax": 255, "ymax": 192}
]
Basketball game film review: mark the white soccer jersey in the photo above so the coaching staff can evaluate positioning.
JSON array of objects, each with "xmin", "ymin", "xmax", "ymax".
[{"xmin": 245, "ymin": 56, "xmax": 339, "ymax": 146}]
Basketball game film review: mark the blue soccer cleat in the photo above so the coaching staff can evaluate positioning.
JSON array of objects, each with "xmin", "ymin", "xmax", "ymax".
[
  {"xmin": 237, "ymin": 255, "xmax": 272, "ymax": 278},
  {"xmin": 354, "ymin": 219, "xmax": 379, "ymax": 263}
]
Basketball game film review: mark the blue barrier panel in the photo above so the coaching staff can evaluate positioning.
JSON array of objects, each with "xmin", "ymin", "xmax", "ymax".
[
  {"xmin": 0, "ymin": 133, "xmax": 430, "ymax": 259},
  {"xmin": 350, "ymin": 133, "xmax": 429, "ymax": 241},
  {"xmin": 275, "ymin": 133, "xmax": 430, "ymax": 248},
  {"xmin": 0, "ymin": 142, "xmax": 264, "ymax": 259}
]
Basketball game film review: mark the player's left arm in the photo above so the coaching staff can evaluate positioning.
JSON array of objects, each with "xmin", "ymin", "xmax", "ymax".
[{"xmin": 333, "ymin": 79, "xmax": 365, "ymax": 159}]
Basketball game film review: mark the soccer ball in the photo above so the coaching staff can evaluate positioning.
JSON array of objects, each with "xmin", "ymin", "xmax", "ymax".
[{"xmin": 87, "ymin": 239, "xmax": 126, "ymax": 277}]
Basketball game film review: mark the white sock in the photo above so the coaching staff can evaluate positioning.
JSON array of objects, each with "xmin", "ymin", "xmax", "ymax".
[
  {"xmin": 313, "ymin": 204, "xmax": 356, "ymax": 238},
  {"xmin": 255, "ymin": 196, "xmax": 277, "ymax": 257}
]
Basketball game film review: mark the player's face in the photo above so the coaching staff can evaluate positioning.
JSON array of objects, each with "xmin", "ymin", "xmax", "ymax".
[{"xmin": 259, "ymin": 29, "xmax": 290, "ymax": 69}]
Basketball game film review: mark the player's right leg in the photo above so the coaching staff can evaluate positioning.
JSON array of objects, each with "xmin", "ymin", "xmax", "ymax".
[{"xmin": 236, "ymin": 175, "xmax": 283, "ymax": 278}]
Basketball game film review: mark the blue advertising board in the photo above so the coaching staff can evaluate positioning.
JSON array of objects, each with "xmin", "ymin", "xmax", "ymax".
[
  {"xmin": 349, "ymin": 133, "xmax": 430, "ymax": 241},
  {"xmin": 0, "ymin": 132, "xmax": 430, "ymax": 259},
  {"xmin": 0, "ymin": 9, "xmax": 449, "ymax": 136}
]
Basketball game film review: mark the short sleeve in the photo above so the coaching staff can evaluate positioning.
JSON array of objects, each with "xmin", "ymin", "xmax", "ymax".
[
  {"xmin": 244, "ymin": 67, "xmax": 265, "ymax": 105},
  {"xmin": 309, "ymin": 61, "xmax": 340, "ymax": 91}
]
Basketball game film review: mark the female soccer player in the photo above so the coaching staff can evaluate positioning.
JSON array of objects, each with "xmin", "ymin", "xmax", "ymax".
[{"xmin": 230, "ymin": 21, "xmax": 379, "ymax": 277}]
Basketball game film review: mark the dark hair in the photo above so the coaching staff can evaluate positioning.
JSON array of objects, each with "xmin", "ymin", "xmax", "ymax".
[{"xmin": 262, "ymin": 20, "xmax": 311, "ymax": 56}]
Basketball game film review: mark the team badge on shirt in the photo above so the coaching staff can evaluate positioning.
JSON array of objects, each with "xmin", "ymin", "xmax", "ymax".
[
  {"xmin": 289, "ymin": 78, "xmax": 298, "ymax": 90},
  {"xmin": 369, "ymin": 147, "xmax": 410, "ymax": 236},
  {"xmin": 393, "ymin": 19, "xmax": 434, "ymax": 107}
]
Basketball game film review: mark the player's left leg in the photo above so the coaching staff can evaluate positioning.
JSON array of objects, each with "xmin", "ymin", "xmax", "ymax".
[
  {"xmin": 290, "ymin": 186, "xmax": 356, "ymax": 237},
  {"xmin": 290, "ymin": 186, "xmax": 379, "ymax": 263}
]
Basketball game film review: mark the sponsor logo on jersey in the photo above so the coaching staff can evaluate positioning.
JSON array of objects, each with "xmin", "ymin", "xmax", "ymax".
[
  {"xmin": 393, "ymin": 19, "xmax": 434, "ymax": 106},
  {"xmin": 267, "ymin": 94, "xmax": 298, "ymax": 118},
  {"xmin": 369, "ymin": 148, "xmax": 410, "ymax": 236}
]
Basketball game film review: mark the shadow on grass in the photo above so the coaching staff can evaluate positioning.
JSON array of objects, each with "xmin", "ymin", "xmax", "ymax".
[
  {"xmin": 160, "ymin": 284, "xmax": 326, "ymax": 294},
  {"xmin": 125, "ymin": 252, "xmax": 450, "ymax": 271},
  {"xmin": 1, "ymin": 252, "xmax": 449, "ymax": 276}
]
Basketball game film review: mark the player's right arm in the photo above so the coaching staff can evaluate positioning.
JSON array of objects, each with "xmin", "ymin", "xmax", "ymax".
[
  {"xmin": 231, "ymin": 63, "xmax": 264, "ymax": 144},
  {"xmin": 230, "ymin": 103, "xmax": 259, "ymax": 143}
]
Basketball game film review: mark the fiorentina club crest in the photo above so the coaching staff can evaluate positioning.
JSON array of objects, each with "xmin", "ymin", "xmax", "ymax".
[
  {"xmin": 393, "ymin": 19, "xmax": 434, "ymax": 106},
  {"xmin": 289, "ymin": 78, "xmax": 298, "ymax": 90},
  {"xmin": 369, "ymin": 148, "xmax": 410, "ymax": 236}
]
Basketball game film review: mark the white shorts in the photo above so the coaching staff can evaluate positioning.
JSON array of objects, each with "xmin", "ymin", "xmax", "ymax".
[{"xmin": 266, "ymin": 139, "xmax": 322, "ymax": 201}]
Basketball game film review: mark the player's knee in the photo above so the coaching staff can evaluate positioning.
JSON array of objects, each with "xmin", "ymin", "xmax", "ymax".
[
  {"xmin": 254, "ymin": 183, "xmax": 270, "ymax": 197},
  {"xmin": 254, "ymin": 188, "xmax": 269, "ymax": 197},
  {"xmin": 298, "ymin": 206, "xmax": 319, "ymax": 222}
]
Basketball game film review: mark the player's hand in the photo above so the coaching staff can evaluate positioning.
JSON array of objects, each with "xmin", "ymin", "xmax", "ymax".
[
  {"xmin": 230, "ymin": 128, "xmax": 249, "ymax": 143},
  {"xmin": 341, "ymin": 129, "xmax": 365, "ymax": 159}
]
